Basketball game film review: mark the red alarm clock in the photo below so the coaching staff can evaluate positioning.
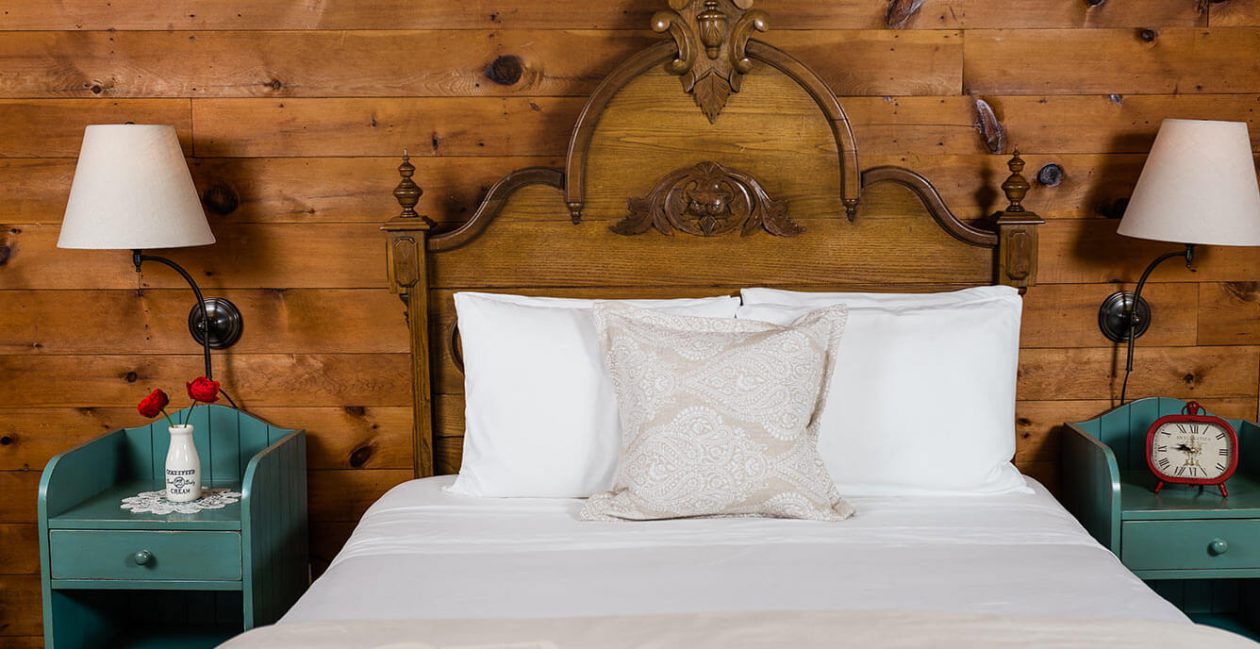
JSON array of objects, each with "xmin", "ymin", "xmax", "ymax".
[{"xmin": 1145, "ymin": 402, "xmax": 1239, "ymax": 497}]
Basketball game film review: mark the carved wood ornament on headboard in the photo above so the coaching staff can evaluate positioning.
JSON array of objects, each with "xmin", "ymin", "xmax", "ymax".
[{"xmin": 382, "ymin": 0, "xmax": 1044, "ymax": 478}]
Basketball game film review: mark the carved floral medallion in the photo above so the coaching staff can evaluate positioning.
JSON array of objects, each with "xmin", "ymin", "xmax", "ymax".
[{"xmin": 613, "ymin": 161, "xmax": 800, "ymax": 237}]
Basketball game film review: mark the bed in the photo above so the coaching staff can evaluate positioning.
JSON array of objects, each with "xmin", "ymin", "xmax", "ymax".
[{"xmin": 227, "ymin": 1, "xmax": 1254, "ymax": 646}]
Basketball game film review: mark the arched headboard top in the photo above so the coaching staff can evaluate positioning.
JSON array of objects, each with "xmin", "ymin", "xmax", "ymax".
[{"xmin": 381, "ymin": 0, "xmax": 1045, "ymax": 477}]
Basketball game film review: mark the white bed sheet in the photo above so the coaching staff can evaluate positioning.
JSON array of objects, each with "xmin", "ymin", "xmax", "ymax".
[{"xmin": 283, "ymin": 475, "xmax": 1186, "ymax": 625}]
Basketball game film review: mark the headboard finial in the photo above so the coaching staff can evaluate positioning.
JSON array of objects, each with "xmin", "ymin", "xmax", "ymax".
[
  {"xmin": 1000, "ymin": 151, "xmax": 1030, "ymax": 213},
  {"xmin": 394, "ymin": 149, "xmax": 425, "ymax": 219}
]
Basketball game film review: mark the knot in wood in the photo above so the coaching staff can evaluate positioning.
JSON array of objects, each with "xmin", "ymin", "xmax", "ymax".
[
  {"xmin": 124, "ymin": 371, "xmax": 139, "ymax": 383},
  {"xmin": 0, "ymin": 435, "xmax": 13, "ymax": 446},
  {"xmin": 1139, "ymin": 29, "xmax": 1158, "ymax": 43},
  {"xmin": 349, "ymin": 445, "xmax": 374, "ymax": 468},
  {"xmin": 485, "ymin": 55, "xmax": 524, "ymax": 86},
  {"xmin": 1036, "ymin": 164, "xmax": 1064, "ymax": 187},
  {"xmin": 202, "ymin": 183, "xmax": 239, "ymax": 215},
  {"xmin": 0, "ymin": 244, "xmax": 10, "ymax": 267}
]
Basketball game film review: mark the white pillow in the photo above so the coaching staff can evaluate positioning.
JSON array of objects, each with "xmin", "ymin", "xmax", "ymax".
[
  {"xmin": 449, "ymin": 292, "xmax": 740, "ymax": 498},
  {"xmin": 736, "ymin": 287, "xmax": 1029, "ymax": 496}
]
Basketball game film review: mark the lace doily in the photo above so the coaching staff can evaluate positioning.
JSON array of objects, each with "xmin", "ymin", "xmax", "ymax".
[{"xmin": 120, "ymin": 488, "xmax": 243, "ymax": 515}]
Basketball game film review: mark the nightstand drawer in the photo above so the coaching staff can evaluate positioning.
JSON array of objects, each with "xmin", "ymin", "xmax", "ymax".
[
  {"xmin": 1122, "ymin": 520, "xmax": 1260, "ymax": 571},
  {"xmin": 50, "ymin": 530, "xmax": 242, "ymax": 581}
]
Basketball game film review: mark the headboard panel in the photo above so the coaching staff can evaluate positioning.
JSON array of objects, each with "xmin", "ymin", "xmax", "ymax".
[{"xmin": 383, "ymin": 0, "xmax": 1043, "ymax": 478}]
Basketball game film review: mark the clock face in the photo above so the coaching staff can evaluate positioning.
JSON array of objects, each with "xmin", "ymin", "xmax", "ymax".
[{"xmin": 1150, "ymin": 421, "xmax": 1235, "ymax": 481}]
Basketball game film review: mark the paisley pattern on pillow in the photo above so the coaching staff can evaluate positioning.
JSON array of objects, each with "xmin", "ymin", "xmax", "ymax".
[{"xmin": 581, "ymin": 303, "xmax": 854, "ymax": 522}]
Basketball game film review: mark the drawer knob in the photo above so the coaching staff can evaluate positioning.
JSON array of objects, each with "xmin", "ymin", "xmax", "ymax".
[
  {"xmin": 1209, "ymin": 539, "xmax": 1229, "ymax": 556},
  {"xmin": 133, "ymin": 550, "xmax": 153, "ymax": 566}
]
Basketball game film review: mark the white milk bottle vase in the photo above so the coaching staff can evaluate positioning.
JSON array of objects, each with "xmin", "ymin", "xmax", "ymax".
[{"xmin": 165, "ymin": 424, "xmax": 202, "ymax": 502}]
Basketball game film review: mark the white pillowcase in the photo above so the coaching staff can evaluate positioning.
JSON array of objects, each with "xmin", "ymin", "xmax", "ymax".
[
  {"xmin": 737, "ymin": 286, "xmax": 1029, "ymax": 496},
  {"xmin": 449, "ymin": 292, "xmax": 740, "ymax": 498}
]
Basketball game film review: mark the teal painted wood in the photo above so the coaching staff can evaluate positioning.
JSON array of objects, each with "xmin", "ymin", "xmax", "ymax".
[
  {"xmin": 241, "ymin": 430, "xmax": 308, "ymax": 629},
  {"xmin": 1123, "ymin": 520, "xmax": 1260, "ymax": 572},
  {"xmin": 50, "ymin": 530, "xmax": 243, "ymax": 581},
  {"xmin": 1060, "ymin": 424, "xmax": 1121, "ymax": 553},
  {"xmin": 50, "ymin": 480, "xmax": 243, "ymax": 531},
  {"xmin": 39, "ymin": 406, "xmax": 307, "ymax": 648},
  {"xmin": 1065, "ymin": 398, "xmax": 1260, "ymax": 638}
]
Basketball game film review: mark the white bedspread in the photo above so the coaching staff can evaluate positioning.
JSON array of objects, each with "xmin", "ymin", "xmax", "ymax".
[{"xmin": 281, "ymin": 476, "xmax": 1185, "ymax": 625}]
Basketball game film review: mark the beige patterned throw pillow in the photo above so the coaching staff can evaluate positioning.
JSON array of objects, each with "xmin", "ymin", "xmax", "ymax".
[{"xmin": 580, "ymin": 303, "xmax": 854, "ymax": 522}]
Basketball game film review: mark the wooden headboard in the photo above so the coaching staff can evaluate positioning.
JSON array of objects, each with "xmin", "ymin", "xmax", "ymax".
[{"xmin": 382, "ymin": 0, "xmax": 1043, "ymax": 478}]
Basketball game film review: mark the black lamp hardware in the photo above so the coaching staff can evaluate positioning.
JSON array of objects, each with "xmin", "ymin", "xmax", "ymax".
[
  {"xmin": 131, "ymin": 249, "xmax": 243, "ymax": 380},
  {"xmin": 1097, "ymin": 244, "xmax": 1195, "ymax": 404}
]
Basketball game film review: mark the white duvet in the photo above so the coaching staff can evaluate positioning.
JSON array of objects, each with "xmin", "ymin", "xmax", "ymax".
[{"xmin": 281, "ymin": 476, "xmax": 1183, "ymax": 624}]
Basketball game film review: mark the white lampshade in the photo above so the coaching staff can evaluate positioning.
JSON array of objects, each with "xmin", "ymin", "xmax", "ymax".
[
  {"xmin": 58, "ymin": 124, "xmax": 214, "ymax": 250},
  {"xmin": 1117, "ymin": 118, "xmax": 1260, "ymax": 247}
]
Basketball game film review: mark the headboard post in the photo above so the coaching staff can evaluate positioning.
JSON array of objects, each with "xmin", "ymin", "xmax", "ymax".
[
  {"xmin": 995, "ymin": 152, "xmax": 1044, "ymax": 292},
  {"xmin": 382, "ymin": 152, "xmax": 436, "ymax": 478}
]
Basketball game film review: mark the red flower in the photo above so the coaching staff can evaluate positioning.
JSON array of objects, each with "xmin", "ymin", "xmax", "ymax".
[
  {"xmin": 186, "ymin": 376, "xmax": 221, "ymax": 404},
  {"xmin": 138, "ymin": 389, "xmax": 170, "ymax": 418}
]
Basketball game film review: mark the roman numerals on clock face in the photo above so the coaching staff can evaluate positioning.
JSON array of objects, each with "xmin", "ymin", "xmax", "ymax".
[{"xmin": 1149, "ymin": 420, "xmax": 1234, "ymax": 482}]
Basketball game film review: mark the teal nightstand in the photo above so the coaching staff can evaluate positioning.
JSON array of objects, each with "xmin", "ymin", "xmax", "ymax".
[
  {"xmin": 1063, "ymin": 397, "xmax": 1260, "ymax": 639},
  {"xmin": 38, "ymin": 405, "xmax": 309, "ymax": 648}
]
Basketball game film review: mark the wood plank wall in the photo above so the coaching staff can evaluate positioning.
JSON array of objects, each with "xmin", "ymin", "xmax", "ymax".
[{"xmin": 3, "ymin": 0, "xmax": 1260, "ymax": 641}]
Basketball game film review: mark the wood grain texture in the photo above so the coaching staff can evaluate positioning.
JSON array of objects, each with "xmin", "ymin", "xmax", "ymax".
[
  {"xmin": 0, "ymin": 525, "xmax": 39, "ymax": 574},
  {"xmin": 965, "ymin": 28, "xmax": 1260, "ymax": 96},
  {"xmin": 0, "ymin": 575, "xmax": 42, "ymax": 636},
  {"xmin": 1199, "ymin": 281, "xmax": 1260, "ymax": 345},
  {"xmin": 0, "ymin": 223, "xmax": 387, "ymax": 289},
  {"xmin": 0, "ymin": 407, "xmax": 411, "ymax": 472},
  {"xmin": 0, "ymin": 99, "xmax": 191, "ymax": 158},
  {"xmin": 0, "ymin": 0, "xmax": 1211, "ymax": 31},
  {"xmin": 307, "ymin": 469, "xmax": 412, "ymax": 522},
  {"xmin": 0, "ymin": 289, "xmax": 408, "ymax": 354},
  {"xmin": 0, "ymin": 30, "xmax": 961, "ymax": 99},
  {"xmin": 1018, "ymin": 346, "xmax": 1260, "ymax": 402},
  {"xmin": 0, "ymin": 354, "xmax": 411, "ymax": 407}
]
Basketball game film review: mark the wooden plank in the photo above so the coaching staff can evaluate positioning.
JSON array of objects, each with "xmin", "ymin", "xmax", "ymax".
[
  {"xmin": 0, "ymin": 223, "xmax": 387, "ymax": 290},
  {"xmin": 0, "ymin": 1, "xmax": 946, "ymax": 31},
  {"xmin": 1199, "ymin": 281, "xmax": 1260, "ymax": 346},
  {"xmin": 0, "ymin": 524, "xmax": 38, "ymax": 574},
  {"xmin": 0, "ymin": 471, "xmax": 39, "ymax": 523},
  {"xmin": 307, "ymin": 469, "xmax": 411, "ymax": 522},
  {"xmin": 996, "ymin": 94, "xmax": 1260, "ymax": 155},
  {"xmin": 248, "ymin": 407, "xmax": 412, "ymax": 471},
  {"xmin": 0, "ymin": 575, "xmax": 42, "ymax": 636},
  {"xmin": 1211, "ymin": 2, "xmax": 1260, "ymax": 27},
  {"xmin": 0, "ymin": 408, "xmax": 122, "ymax": 472},
  {"xmin": 954, "ymin": 0, "xmax": 1204, "ymax": 28},
  {"xmin": 1018, "ymin": 346, "xmax": 1260, "ymax": 402},
  {"xmin": 0, "ymin": 99, "xmax": 191, "ymax": 158},
  {"xmin": 965, "ymin": 28, "xmax": 1260, "ymax": 96},
  {"xmin": 0, "ymin": 30, "xmax": 960, "ymax": 99},
  {"xmin": 1039, "ymin": 219, "xmax": 1260, "ymax": 285},
  {"xmin": 191, "ymin": 97, "xmax": 582, "ymax": 158},
  {"xmin": 0, "ymin": 289, "xmax": 408, "ymax": 355},
  {"xmin": 0, "ymin": 0, "xmax": 1206, "ymax": 31},
  {"xmin": 0, "ymin": 354, "xmax": 411, "ymax": 408},
  {"xmin": 1021, "ymin": 283, "xmax": 1198, "ymax": 349}
]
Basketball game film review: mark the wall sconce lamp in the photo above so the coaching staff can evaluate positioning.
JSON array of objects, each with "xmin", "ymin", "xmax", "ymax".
[
  {"xmin": 57, "ymin": 124, "xmax": 243, "ymax": 380},
  {"xmin": 1099, "ymin": 119, "xmax": 1260, "ymax": 403}
]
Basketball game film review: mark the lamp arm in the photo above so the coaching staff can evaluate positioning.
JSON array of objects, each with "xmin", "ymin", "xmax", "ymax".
[
  {"xmin": 132, "ymin": 249, "xmax": 214, "ymax": 380},
  {"xmin": 1120, "ymin": 244, "xmax": 1195, "ymax": 403}
]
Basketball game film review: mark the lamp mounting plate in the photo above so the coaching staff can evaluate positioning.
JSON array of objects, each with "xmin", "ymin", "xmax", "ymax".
[
  {"xmin": 1098, "ymin": 291, "xmax": 1151, "ymax": 343},
  {"xmin": 188, "ymin": 297, "xmax": 243, "ymax": 350}
]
